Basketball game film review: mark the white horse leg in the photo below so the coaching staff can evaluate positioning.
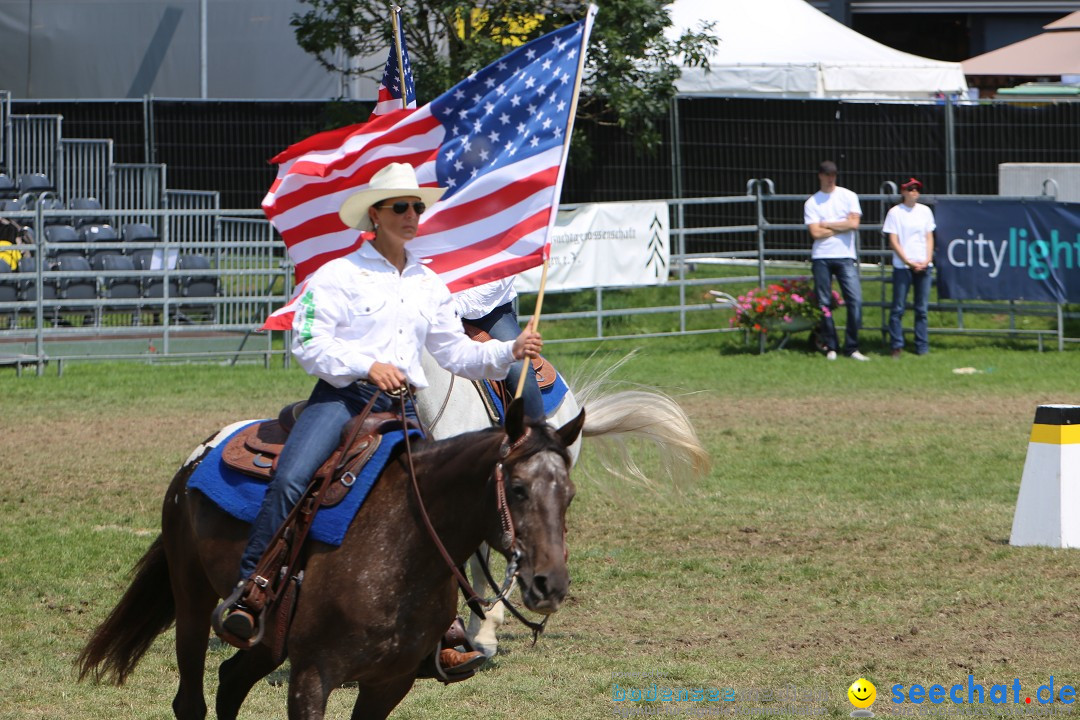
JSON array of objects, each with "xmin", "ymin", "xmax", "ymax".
[{"xmin": 466, "ymin": 546, "xmax": 506, "ymax": 658}]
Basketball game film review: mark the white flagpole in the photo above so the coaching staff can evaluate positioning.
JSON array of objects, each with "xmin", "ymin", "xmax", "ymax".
[{"xmin": 514, "ymin": 5, "xmax": 598, "ymax": 401}]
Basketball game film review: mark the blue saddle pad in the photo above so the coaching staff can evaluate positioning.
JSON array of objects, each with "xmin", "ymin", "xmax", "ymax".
[
  {"xmin": 483, "ymin": 372, "xmax": 569, "ymax": 424},
  {"xmin": 187, "ymin": 421, "xmax": 420, "ymax": 547}
]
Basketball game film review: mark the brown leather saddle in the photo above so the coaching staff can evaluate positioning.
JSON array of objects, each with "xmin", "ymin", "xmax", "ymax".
[
  {"xmin": 461, "ymin": 323, "xmax": 556, "ymax": 417},
  {"xmin": 213, "ymin": 400, "xmax": 421, "ymax": 655},
  {"xmin": 220, "ymin": 402, "xmax": 407, "ymax": 508}
]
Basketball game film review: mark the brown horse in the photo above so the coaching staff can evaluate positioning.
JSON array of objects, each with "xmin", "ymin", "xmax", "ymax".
[{"xmin": 77, "ymin": 400, "xmax": 585, "ymax": 720}]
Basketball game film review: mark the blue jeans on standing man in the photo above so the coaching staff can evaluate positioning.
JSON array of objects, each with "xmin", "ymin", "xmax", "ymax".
[
  {"xmin": 237, "ymin": 379, "xmax": 418, "ymax": 579},
  {"xmin": 889, "ymin": 267, "xmax": 931, "ymax": 355},
  {"xmin": 812, "ymin": 257, "xmax": 862, "ymax": 355},
  {"xmin": 466, "ymin": 301, "xmax": 545, "ymax": 421}
]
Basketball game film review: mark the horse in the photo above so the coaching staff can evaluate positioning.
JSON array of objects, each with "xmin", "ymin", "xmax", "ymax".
[
  {"xmin": 77, "ymin": 399, "xmax": 585, "ymax": 720},
  {"xmin": 414, "ymin": 350, "xmax": 710, "ymax": 655}
]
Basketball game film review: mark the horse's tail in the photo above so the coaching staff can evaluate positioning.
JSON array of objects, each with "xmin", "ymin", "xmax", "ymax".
[
  {"xmin": 76, "ymin": 535, "xmax": 175, "ymax": 685},
  {"xmin": 571, "ymin": 352, "xmax": 711, "ymax": 483}
]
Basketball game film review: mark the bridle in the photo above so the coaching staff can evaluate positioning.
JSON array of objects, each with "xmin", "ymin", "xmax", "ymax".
[{"xmin": 397, "ymin": 389, "xmax": 555, "ymax": 640}]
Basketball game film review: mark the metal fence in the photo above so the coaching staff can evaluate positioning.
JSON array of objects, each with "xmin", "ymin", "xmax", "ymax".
[
  {"xmin": 57, "ymin": 138, "xmax": 113, "ymax": 205},
  {"xmin": 0, "ymin": 205, "xmax": 281, "ymax": 373},
  {"xmin": 113, "ymin": 163, "xmax": 166, "ymax": 229},
  {"xmin": 11, "ymin": 95, "xmax": 1080, "ymax": 210},
  {"xmin": 7, "ymin": 115, "xmax": 62, "ymax": 183},
  {"xmin": 3, "ymin": 192, "xmax": 1077, "ymax": 376},
  {"xmin": 0, "ymin": 90, "xmax": 9, "ymax": 172}
]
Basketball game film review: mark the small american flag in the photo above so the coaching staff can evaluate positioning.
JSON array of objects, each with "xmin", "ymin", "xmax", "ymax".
[
  {"xmin": 370, "ymin": 6, "xmax": 416, "ymax": 118},
  {"xmin": 261, "ymin": 7, "xmax": 596, "ymax": 330}
]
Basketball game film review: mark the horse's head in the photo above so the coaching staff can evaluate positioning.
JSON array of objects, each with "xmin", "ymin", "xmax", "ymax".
[{"xmin": 490, "ymin": 399, "xmax": 585, "ymax": 615}]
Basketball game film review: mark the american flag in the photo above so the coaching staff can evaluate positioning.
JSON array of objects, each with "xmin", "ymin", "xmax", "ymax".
[
  {"xmin": 370, "ymin": 6, "xmax": 416, "ymax": 118},
  {"xmin": 260, "ymin": 8, "xmax": 596, "ymax": 330}
]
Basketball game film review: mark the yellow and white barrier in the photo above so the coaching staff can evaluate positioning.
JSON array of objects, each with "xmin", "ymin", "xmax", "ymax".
[{"xmin": 1010, "ymin": 405, "xmax": 1080, "ymax": 548}]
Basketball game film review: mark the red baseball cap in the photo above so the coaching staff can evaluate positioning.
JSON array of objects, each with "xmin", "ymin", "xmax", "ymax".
[{"xmin": 900, "ymin": 177, "xmax": 922, "ymax": 191}]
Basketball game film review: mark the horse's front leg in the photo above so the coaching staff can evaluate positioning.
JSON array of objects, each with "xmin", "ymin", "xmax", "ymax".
[
  {"xmin": 286, "ymin": 661, "xmax": 335, "ymax": 720},
  {"xmin": 467, "ymin": 544, "xmax": 507, "ymax": 658},
  {"xmin": 349, "ymin": 675, "xmax": 417, "ymax": 720},
  {"xmin": 215, "ymin": 644, "xmax": 285, "ymax": 720}
]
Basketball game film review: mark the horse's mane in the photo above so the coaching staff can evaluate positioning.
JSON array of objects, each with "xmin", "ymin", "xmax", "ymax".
[{"xmin": 411, "ymin": 420, "xmax": 572, "ymax": 468}]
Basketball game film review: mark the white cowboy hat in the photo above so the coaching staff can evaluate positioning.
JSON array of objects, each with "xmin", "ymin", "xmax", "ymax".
[{"xmin": 338, "ymin": 162, "xmax": 447, "ymax": 232}]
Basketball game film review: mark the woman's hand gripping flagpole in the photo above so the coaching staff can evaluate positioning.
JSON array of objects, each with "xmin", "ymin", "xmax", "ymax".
[{"xmin": 514, "ymin": 259, "xmax": 549, "ymax": 401}]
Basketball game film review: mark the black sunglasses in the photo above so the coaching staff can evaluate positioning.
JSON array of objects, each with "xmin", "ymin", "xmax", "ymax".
[{"xmin": 374, "ymin": 201, "xmax": 426, "ymax": 215}]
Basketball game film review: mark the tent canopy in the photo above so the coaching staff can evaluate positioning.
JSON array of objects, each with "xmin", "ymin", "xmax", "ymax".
[
  {"xmin": 665, "ymin": 0, "xmax": 968, "ymax": 100},
  {"xmin": 962, "ymin": 11, "xmax": 1080, "ymax": 77}
]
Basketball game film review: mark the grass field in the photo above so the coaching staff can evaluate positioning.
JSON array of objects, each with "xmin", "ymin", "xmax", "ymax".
[{"xmin": 2, "ymin": 335, "xmax": 1079, "ymax": 719}]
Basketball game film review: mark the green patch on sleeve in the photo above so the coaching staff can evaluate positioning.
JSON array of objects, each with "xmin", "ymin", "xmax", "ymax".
[{"xmin": 298, "ymin": 290, "xmax": 317, "ymax": 345}]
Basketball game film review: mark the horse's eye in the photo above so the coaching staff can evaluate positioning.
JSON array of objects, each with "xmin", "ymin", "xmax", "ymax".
[{"xmin": 510, "ymin": 484, "xmax": 528, "ymax": 502}]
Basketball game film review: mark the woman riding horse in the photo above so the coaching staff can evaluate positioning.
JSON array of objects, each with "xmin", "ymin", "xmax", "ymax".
[{"xmin": 215, "ymin": 162, "xmax": 543, "ymax": 670}]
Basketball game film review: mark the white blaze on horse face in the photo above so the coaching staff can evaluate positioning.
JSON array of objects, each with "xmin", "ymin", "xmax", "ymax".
[{"xmin": 182, "ymin": 420, "xmax": 259, "ymax": 468}]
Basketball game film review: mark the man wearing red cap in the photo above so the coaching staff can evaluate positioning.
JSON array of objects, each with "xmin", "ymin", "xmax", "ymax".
[{"xmin": 883, "ymin": 177, "xmax": 936, "ymax": 357}]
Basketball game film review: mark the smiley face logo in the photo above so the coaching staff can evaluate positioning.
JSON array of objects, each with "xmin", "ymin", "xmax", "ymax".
[{"xmin": 848, "ymin": 678, "xmax": 877, "ymax": 713}]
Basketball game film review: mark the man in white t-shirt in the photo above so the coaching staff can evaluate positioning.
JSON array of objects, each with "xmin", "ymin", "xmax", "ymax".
[
  {"xmin": 804, "ymin": 161, "xmax": 867, "ymax": 361},
  {"xmin": 882, "ymin": 177, "xmax": 935, "ymax": 358}
]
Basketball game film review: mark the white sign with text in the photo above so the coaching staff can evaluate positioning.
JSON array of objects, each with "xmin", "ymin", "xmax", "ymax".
[{"xmin": 517, "ymin": 202, "xmax": 670, "ymax": 292}]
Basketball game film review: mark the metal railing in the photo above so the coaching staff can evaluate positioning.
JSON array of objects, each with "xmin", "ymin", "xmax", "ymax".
[
  {"xmin": 0, "ymin": 90, "xmax": 10, "ymax": 172},
  {"xmin": 113, "ymin": 163, "xmax": 166, "ymax": 230},
  {"xmin": 3, "ymin": 191, "xmax": 1078, "ymax": 376},
  {"xmin": 0, "ymin": 205, "xmax": 282, "ymax": 372},
  {"xmin": 58, "ymin": 138, "xmax": 113, "ymax": 205},
  {"xmin": 8, "ymin": 114, "xmax": 62, "ymax": 182}
]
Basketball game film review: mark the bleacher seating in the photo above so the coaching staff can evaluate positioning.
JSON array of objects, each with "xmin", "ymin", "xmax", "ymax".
[
  {"xmin": 5, "ymin": 102, "xmax": 227, "ymax": 330},
  {"xmin": 17, "ymin": 257, "xmax": 58, "ymax": 302},
  {"xmin": 79, "ymin": 224, "xmax": 120, "ymax": 264},
  {"xmin": 17, "ymin": 173, "xmax": 54, "ymax": 196},
  {"xmin": 129, "ymin": 248, "xmax": 154, "ymax": 271},
  {"xmin": 177, "ymin": 253, "xmax": 218, "ymax": 322},
  {"xmin": 44, "ymin": 224, "xmax": 82, "ymax": 261},
  {"xmin": 38, "ymin": 197, "xmax": 66, "ymax": 225},
  {"xmin": 55, "ymin": 255, "xmax": 97, "ymax": 325},
  {"xmin": 0, "ymin": 174, "xmax": 16, "ymax": 200},
  {"xmin": 121, "ymin": 222, "xmax": 157, "ymax": 244},
  {"xmin": 0, "ymin": 261, "xmax": 17, "ymax": 328},
  {"xmin": 70, "ymin": 197, "xmax": 107, "ymax": 229},
  {"xmin": 98, "ymin": 254, "xmax": 141, "ymax": 324}
]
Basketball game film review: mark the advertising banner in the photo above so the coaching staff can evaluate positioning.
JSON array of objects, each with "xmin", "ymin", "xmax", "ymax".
[
  {"xmin": 934, "ymin": 199, "xmax": 1080, "ymax": 303},
  {"xmin": 517, "ymin": 202, "xmax": 670, "ymax": 293}
]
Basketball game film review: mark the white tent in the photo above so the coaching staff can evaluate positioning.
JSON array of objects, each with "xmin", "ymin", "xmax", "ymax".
[{"xmin": 665, "ymin": 0, "xmax": 968, "ymax": 100}]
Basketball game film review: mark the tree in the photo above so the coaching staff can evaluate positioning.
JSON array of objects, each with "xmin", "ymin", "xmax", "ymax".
[{"xmin": 291, "ymin": 0, "xmax": 714, "ymax": 154}]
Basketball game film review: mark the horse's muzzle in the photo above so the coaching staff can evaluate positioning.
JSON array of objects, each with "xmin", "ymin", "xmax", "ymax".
[{"xmin": 520, "ymin": 569, "xmax": 569, "ymax": 614}]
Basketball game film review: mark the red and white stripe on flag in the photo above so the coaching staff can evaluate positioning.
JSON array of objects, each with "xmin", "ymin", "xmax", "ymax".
[
  {"xmin": 261, "ymin": 9, "xmax": 596, "ymax": 330},
  {"xmin": 370, "ymin": 8, "xmax": 416, "ymax": 119}
]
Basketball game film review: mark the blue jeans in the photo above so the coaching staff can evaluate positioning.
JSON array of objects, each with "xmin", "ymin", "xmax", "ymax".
[
  {"xmin": 812, "ymin": 257, "xmax": 862, "ymax": 355},
  {"xmin": 467, "ymin": 301, "xmax": 545, "ymax": 421},
  {"xmin": 237, "ymin": 379, "xmax": 418, "ymax": 579},
  {"xmin": 889, "ymin": 267, "xmax": 932, "ymax": 354}
]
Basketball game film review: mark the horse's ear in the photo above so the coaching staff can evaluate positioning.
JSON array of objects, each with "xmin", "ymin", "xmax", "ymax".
[
  {"xmin": 556, "ymin": 408, "xmax": 586, "ymax": 447},
  {"xmin": 505, "ymin": 397, "xmax": 526, "ymax": 441}
]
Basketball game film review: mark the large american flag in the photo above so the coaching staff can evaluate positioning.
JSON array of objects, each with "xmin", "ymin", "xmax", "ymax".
[
  {"xmin": 260, "ymin": 8, "xmax": 596, "ymax": 330},
  {"xmin": 370, "ymin": 6, "xmax": 416, "ymax": 118}
]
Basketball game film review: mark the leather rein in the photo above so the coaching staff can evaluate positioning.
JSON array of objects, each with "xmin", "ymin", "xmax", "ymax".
[{"xmin": 395, "ymin": 390, "xmax": 544, "ymax": 635}]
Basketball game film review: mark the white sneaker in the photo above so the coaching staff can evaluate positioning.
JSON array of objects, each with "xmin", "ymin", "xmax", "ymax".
[
  {"xmin": 826, "ymin": 350, "xmax": 837, "ymax": 361},
  {"xmin": 848, "ymin": 351, "xmax": 870, "ymax": 361}
]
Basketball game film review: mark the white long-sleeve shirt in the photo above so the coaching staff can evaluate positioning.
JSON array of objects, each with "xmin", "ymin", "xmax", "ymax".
[
  {"xmin": 291, "ymin": 243, "xmax": 516, "ymax": 389},
  {"xmin": 453, "ymin": 277, "xmax": 518, "ymax": 320}
]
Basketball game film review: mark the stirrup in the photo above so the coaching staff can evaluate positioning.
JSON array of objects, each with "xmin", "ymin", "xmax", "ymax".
[
  {"xmin": 211, "ymin": 581, "xmax": 266, "ymax": 649},
  {"xmin": 433, "ymin": 639, "xmax": 486, "ymax": 684}
]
